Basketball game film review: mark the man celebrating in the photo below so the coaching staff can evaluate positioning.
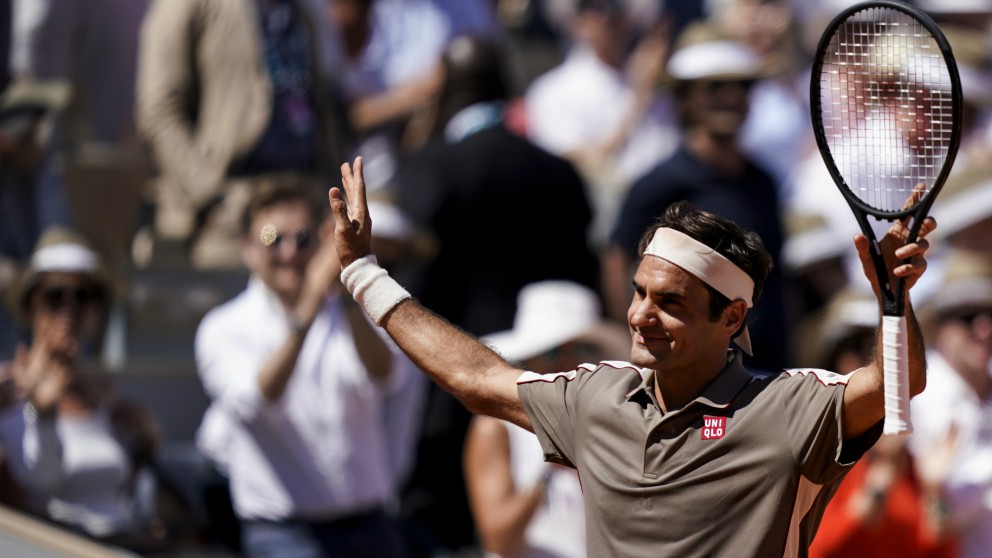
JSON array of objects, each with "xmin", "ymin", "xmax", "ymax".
[{"xmin": 329, "ymin": 158, "xmax": 934, "ymax": 556}]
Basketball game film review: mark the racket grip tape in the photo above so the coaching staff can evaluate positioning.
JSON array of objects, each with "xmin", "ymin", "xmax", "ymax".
[{"xmin": 881, "ymin": 315, "xmax": 913, "ymax": 436}]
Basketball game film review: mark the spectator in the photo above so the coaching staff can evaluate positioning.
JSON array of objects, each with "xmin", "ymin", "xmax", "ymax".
[
  {"xmin": 389, "ymin": 35, "xmax": 600, "ymax": 556},
  {"xmin": 137, "ymin": 0, "xmax": 351, "ymax": 268},
  {"xmin": 603, "ymin": 21, "xmax": 789, "ymax": 373},
  {"xmin": 780, "ymin": 211, "xmax": 852, "ymax": 339},
  {"xmin": 525, "ymin": 0, "xmax": 677, "ymax": 244},
  {"xmin": 193, "ymin": 174, "xmax": 409, "ymax": 557},
  {"xmin": 708, "ymin": 0, "xmax": 812, "ymax": 193},
  {"xmin": 917, "ymin": 157, "xmax": 992, "ymax": 305},
  {"xmin": 929, "ymin": 158, "xmax": 992, "ymax": 255},
  {"xmin": 909, "ymin": 250, "xmax": 992, "ymax": 558},
  {"xmin": 0, "ymin": 227, "xmax": 175, "ymax": 552},
  {"xmin": 322, "ymin": 0, "xmax": 500, "ymax": 187},
  {"xmin": 10, "ymin": 0, "xmax": 151, "ymax": 276},
  {"xmin": 466, "ymin": 280, "xmax": 628, "ymax": 558},
  {"xmin": 0, "ymin": 80, "xmax": 70, "ymax": 356}
]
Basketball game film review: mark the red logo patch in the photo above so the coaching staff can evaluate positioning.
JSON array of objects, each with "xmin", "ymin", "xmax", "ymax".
[{"xmin": 701, "ymin": 416, "xmax": 727, "ymax": 440}]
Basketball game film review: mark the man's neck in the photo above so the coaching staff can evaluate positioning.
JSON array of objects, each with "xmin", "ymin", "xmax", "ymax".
[
  {"xmin": 652, "ymin": 351, "xmax": 731, "ymax": 413},
  {"xmin": 685, "ymin": 129, "xmax": 746, "ymax": 176}
]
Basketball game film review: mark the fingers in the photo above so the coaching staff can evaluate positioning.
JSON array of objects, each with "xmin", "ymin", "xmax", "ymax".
[
  {"xmin": 917, "ymin": 215, "xmax": 937, "ymax": 239},
  {"xmin": 853, "ymin": 233, "xmax": 871, "ymax": 259},
  {"xmin": 339, "ymin": 157, "xmax": 366, "ymax": 210},
  {"xmin": 901, "ymin": 183, "xmax": 927, "ymax": 211},
  {"xmin": 887, "ymin": 184, "xmax": 930, "ymax": 240},
  {"xmin": 338, "ymin": 157, "xmax": 368, "ymax": 231},
  {"xmin": 893, "ymin": 254, "xmax": 927, "ymax": 278},
  {"xmin": 329, "ymin": 187, "xmax": 349, "ymax": 230}
]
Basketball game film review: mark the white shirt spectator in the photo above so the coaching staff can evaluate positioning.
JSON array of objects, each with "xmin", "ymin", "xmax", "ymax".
[
  {"xmin": 195, "ymin": 276, "xmax": 406, "ymax": 521},
  {"xmin": 909, "ymin": 350, "xmax": 992, "ymax": 558},
  {"xmin": 526, "ymin": 46, "xmax": 676, "ymax": 190},
  {"xmin": 0, "ymin": 404, "xmax": 136, "ymax": 537}
]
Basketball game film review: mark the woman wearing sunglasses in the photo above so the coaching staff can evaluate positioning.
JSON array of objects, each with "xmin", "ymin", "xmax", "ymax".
[{"xmin": 0, "ymin": 227, "xmax": 169, "ymax": 551}]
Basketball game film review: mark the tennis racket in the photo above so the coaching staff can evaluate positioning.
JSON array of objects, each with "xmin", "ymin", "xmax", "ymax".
[{"xmin": 810, "ymin": 1, "xmax": 962, "ymax": 435}]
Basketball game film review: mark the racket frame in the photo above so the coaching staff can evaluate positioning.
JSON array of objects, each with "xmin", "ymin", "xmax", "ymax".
[{"xmin": 809, "ymin": 0, "xmax": 963, "ymax": 317}]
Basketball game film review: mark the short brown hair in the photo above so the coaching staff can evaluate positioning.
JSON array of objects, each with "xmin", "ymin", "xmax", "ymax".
[
  {"xmin": 240, "ymin": 173, "xmax": 328, "ymax": 235},
  {"xmin": 637, "ymin": 201, "xmax": 772, "ymax": 320}
]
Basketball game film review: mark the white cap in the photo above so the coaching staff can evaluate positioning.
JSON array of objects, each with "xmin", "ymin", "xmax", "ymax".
[{"xmin": 667, "ymin": 40, "xmax": 765, "ymax": 81}]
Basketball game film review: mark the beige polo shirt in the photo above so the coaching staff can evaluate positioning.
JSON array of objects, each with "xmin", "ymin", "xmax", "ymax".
[{"xmin": 517, "ymin": 351, "xmax": 881, "ymax": 558}]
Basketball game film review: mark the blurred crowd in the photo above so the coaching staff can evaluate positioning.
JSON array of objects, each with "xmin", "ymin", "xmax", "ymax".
[{"xmin": 0, "ymin": 0, "xmax": 990, "ymax": 557}]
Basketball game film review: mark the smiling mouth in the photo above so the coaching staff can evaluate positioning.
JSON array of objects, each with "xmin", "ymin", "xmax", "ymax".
[{"xmin": 635, "ymin": 332, "xmax": 669, "ymax": 345}]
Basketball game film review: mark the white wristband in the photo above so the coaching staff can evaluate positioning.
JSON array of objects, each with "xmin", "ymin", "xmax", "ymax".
[{"xmin": 340, "ymin": 255, "xmax": 411, "ymax": 325}]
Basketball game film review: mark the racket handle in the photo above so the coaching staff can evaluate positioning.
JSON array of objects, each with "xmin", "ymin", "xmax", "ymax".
[{"xmin": 882, "ymin": 315, "xmax": 913, "ymax": 436}]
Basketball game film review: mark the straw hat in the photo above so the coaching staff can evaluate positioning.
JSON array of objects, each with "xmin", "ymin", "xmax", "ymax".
[
  {"xmin": 781, "ymin": 211, "xmax": 849, "ymax": 273},
  {"xmin": 919, "ymin": 250, "xmax": 992, "ymax": 328},
  {"xmin": 483, "ymin": 281, "xmax": 629, "ymax": 363},
  {"xmin": 4, "ymin": 227, "xmax": 115, "ymax": 323},
  {"xmin": 929, "ymin": 158, "xmax": 992, "ymax": 242},
  {"xmin": 941, "ymin": 25, "xmax": 992, "ymax": 108},
  {"xmin": 664, "ymin": 22, "xmax": 770, "ymax": 83},
  {"xmin": 916, "ymin": 0, "xmax": 992, "ymax": 14}
]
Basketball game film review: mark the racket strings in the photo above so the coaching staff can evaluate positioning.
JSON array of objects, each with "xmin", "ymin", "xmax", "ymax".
[{"xmin": 819, "ymin": 6, "xmax": 954, "ymax": 214}]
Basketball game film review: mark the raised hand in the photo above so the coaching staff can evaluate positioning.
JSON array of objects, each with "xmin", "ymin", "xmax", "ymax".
[
  {"xmin": 855, "ymin": 186, "xmax": 936, "ymax": 300},
  {"xmin": 296, "ymin": 219, "xmax": 343, "ymax": 324},
  {"xmin": 12, "ymin": 342, "xmax": 75, "ymax": 415},
  {"xmin": 329, "ymin": 157, "xmax": 373, "ymax": 269}
]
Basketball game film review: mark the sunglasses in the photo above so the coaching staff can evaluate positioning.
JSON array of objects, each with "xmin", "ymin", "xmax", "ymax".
[
  {"xmin": 39, "ymin": 285, "xmax": 100, "ymax": 311},
  {"xmin": 260, "ymin": 225, "xmax": 315, "ymax": 251},
  {"xmin": 702, "ymin": 79, "xmax": 756, "ymax": 93},
  {"xmin": 951, "ymin": 309, "xmax": 992, "ymax": 330}
]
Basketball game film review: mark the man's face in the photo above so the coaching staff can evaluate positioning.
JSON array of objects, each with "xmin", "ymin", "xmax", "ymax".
[
  {"xmin": 627, "ymin": 256, "xmax": 729, "ymax": 373},
  {"xmin": 938, "ymin": 307, "xmax": 992, "ymax": 385},
  {"xmin": 573, "ymin": 8, "xmax": 630, "ymax": 67},
  {"xmin": 29, "ymin": 272, "xmax": 104, "ymax": 353},
  {"xmin": 683, "ymin": 79, "xmax": 753, "ymax": 139},
  {"xmin": 243, "ymin": 199, "xmax": 319, "ymax": 302}
]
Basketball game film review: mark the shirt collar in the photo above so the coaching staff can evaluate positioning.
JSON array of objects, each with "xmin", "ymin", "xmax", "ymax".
[{"xmin": 625, "ymin": 350, "xmax": 754, "ymax": 409}]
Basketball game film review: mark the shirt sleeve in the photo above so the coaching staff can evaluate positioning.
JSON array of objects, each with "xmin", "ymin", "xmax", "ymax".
[
  {"xmin": 525, "ymin": 79, "xmax": 586, "ymax": 156},
  {"xmin": 518, "ymin": 369, "xmax": 579, "ymax": 467},
  {"xmin": 779, "ymin": 369, "xmax": 881, "ymax": 485},
  {"xmin": 194, "ymin": 308, "xmax": 270, "ymax": 423}
]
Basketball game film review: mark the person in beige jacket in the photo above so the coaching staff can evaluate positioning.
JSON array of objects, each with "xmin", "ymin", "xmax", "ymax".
[{"xmin": 137, "ymin": 0, "xmax": 351, "ymax": 268}]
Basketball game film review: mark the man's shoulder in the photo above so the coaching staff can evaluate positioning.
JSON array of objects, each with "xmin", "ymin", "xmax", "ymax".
[
  {"xmin": 517, "ymin": 361, "xmax": 645, "ymax": 391},
  {"xmin": 197, "ymin": 288, "xmax": 256, "ymax": 334},
  {"xmin": 779, "ymin": 367, "xmax": 851, "ymax": 386},
  {"xmin": 526, "ymin": 59, "xmax": 581, "ymax": 99}
]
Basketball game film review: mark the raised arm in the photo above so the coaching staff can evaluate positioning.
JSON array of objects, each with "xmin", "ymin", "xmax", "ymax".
[
  {"xmin": 328, "ymin": 158, "xmax": 530, "ymax": 429},
  {"xmin": 842, "ymin": 209, "xmax": 936, "ymax": 440}
]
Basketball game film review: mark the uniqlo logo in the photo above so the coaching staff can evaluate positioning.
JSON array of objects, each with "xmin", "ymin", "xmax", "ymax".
[{"xmin": 701, "ymin": 416, "xmax": 726, "ymax": 440}]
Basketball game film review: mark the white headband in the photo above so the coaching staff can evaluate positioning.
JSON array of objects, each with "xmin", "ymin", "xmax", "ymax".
[{"xmin": 645, "ymin": 228, "xmax": 754, "ymax": 355}]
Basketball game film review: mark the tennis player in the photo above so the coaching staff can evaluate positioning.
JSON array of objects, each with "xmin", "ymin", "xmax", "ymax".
[{"xmin": 328, "ymin": 157, "xmax": 935, "ymax": 557}]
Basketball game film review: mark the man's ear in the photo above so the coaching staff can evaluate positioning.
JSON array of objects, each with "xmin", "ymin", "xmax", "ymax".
[{"xmin": 723, "ymin": 299, "xmax": 748, "ymax": 336}]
